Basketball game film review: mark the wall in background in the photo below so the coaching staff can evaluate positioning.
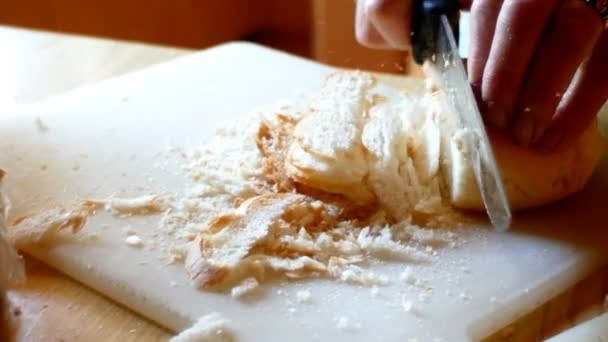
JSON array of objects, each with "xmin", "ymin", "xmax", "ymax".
[{"xmin": 0, "ymin": 0, "xmax": 418, "ymax": 73}]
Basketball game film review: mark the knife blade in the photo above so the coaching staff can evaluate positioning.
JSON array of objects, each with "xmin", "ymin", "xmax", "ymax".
[{"xmin": 411, "ymin": 2, "xmax": 512, "ymax": 232}]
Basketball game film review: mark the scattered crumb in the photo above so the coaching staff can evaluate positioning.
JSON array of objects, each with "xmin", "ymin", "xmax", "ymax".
[
  {"xmin": 335, "ymin": 316, "xmax": 359, "ymax": 332},
  {"xmin": 125, "ymin": 235, "xmax": 144, "ymax": 248},
  {"xmin": 170, "ymin": 312, "xmax": 234, "ymax": 342},
  {"xmin": 400, "ymin": 267, "xmax": 416, "ymax": 285},
  {"xmin": 170, "ymin": 281, "xmax": 178, "ymax": 288},
  {"xmin": 489, "ymin": 297, "xmax": 497, "ymax": 304},
  {"xmin": 401, "ymin": 295, "xmax": 413, "ymax": 313},
  {"xmin": 524, "ymin": 107, "xmax": 531, "ymax": 112},
  {"xmin": 230, "ymin": 278, "xmax": 259, "ymax": 299},
  {"xmin": 370, "ymin": 286, "xmax": 380, "ymax": 299},
  {"xmin": 35, "ymin": 116, "xmax": 48, "ymax": 132},
  {"xmin": 40, "ymin": 164, "xmax": 47, "ymax": 171},
  {"xmin": 12, "ymin": 306, "xmax": 22, "ymax": 317},
  {"xmin": 295, "ymin": 289, "xmax": 312, "ymax": 303},
  {"xmin": 83, "ymin": 195, "xmax": 166, "ymax": 215},
  {"xmin": 167, "ymin": 245, "xmax": 186, "ymax": 264},
  {"xmin": 129, "ymin": 329, "xmax": 137, "ymax": 334},
  {"xmin": 72, "ymin": 164, "xmax": 81, "ymax": 171}
]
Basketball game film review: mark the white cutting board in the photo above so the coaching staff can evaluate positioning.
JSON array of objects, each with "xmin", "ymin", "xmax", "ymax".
[{"xmin": 0, "ymin": 42, "xmax": 607, "ymax": 341}]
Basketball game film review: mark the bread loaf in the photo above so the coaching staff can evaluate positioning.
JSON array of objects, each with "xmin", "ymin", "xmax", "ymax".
[{"xmin": 286, "ymin": 71, "xmax": 604, "ymax": 215}]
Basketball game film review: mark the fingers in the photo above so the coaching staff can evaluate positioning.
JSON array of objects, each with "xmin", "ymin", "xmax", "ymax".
[
  {"xmin": 468, "ymin": 0, "xmax": 503, "ymax": 96},
  {"xmin": 355, "ymin": 0, "xmax": 412, "ymax": 50},
  {"xmin": 536, "ymin": 32, "xmax": 608, "ymax": 152},
  {"xmin": 480, "ymin": 0, "xmax": 561, "ymax": 129},
  {"xmin": 510, "ymin": 0, "xmax": 603, "ymax": 146},
  {"xmin": 356, "ymin": 0, "xmax": 392, "ymax": 48}
]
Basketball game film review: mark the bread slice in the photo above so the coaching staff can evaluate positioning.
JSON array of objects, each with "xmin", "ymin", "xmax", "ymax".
[{"xmin": 286, "ymin": 72, "xmax": 376, "ymax": 204}]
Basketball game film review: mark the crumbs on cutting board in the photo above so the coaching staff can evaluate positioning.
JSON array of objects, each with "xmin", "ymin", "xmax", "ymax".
[
  {"xmin": 125, "ymin": 235, "xmax": 143, "ymax": 248},
  {"xmin": 334, "ymin": 316, "xmax": 361, "ymax": 332},
  {"xmin": 9, "ymin": 73, "xmax": 493, "ymax": 341},
  {"xmin": 230, "ymin": 278, "xmax": 259, "ymax": 299},
  {"xmin": 295, "ymin": 289, "xmax": 312, "ymax": 303},
  {"xmin": 52, "ymin": 86, "xmax": 470, "ymax": 306},
  {"xmin": 35, "ymin": 116, "xmax": 48, "ymax": 132}
]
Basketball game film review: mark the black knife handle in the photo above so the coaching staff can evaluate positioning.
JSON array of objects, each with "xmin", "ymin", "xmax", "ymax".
[{"xmin": 411, "ymin": 0, "xmax": 461, "ymax": 65}]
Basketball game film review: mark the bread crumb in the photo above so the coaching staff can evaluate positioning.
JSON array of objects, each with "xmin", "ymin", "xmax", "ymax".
[
  {"xmin": 335, "ymin": 316, "xmax": 359, "ymax": 332},
  {"xmin": 83, "ymin": 195, "xmax": 166, "ymax": 215},
  {"xmin": 401, "ymin": 295, "xmax": 413, "ymax": 313},
  {"xmin": 489, "ymin": 297, "xmax": 497, "ymax": 304},
  {"xmin": 399, "ymin": 267, "xmax": 416, "ymax": 285},
  {"xmin": 295, "ymin": 289, "xmax": 312, "ymax": 303},
  {"xmin": 370, "ymin": 286, "xmax": 379, "ymax": 299},
  {"xmin": 230, "ymin": 278, "xmax": 259, "ymax": 299},
  {"xmin": 35, "ymin": 116, "xmax": 48, "ymax": 132},
  {"xmin": 170, "ymin": 312, "xmax": 234, "ymax": 342},
  {"xmin": 168, "ymin": 245, "xmax": 186, "ymax": 264},
  {"xmin": 170, "ymin": 281, "xmax": 178, "ymax": 288},
  {"xmin": 125, "ymin": 235, "xmax": 143, "ymax": 248}
]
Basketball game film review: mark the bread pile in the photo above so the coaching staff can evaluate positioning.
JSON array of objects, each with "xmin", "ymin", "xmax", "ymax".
[{"xmin": 182, "ymin": 71, "xmax": 604, "ymax": 292}]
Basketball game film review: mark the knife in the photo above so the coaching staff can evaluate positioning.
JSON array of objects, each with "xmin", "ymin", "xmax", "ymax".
[{"xmin": 410, "ymin": 0, "xmax": 512, "ymax": 232}]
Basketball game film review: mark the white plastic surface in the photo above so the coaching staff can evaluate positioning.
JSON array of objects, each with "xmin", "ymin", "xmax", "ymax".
[{"xmin": 0, "ymin": 42, "xmax": 607, "ymax": 341}]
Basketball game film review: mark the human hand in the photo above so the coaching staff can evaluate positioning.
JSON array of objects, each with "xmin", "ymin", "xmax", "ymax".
[{"xmin": 355, "ymin": 0, "xmax": 608, "ymax": 152}]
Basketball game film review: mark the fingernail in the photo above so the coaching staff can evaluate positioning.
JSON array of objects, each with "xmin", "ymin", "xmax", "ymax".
[{"xmin": 513, "ymin": 117, "xmax": 536, "ymax": 147}]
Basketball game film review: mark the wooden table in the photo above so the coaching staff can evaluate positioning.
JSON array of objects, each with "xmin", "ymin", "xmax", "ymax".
[{"xmin": 1, "ymin": 25, "xmax": 190, "ymax": 341}]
